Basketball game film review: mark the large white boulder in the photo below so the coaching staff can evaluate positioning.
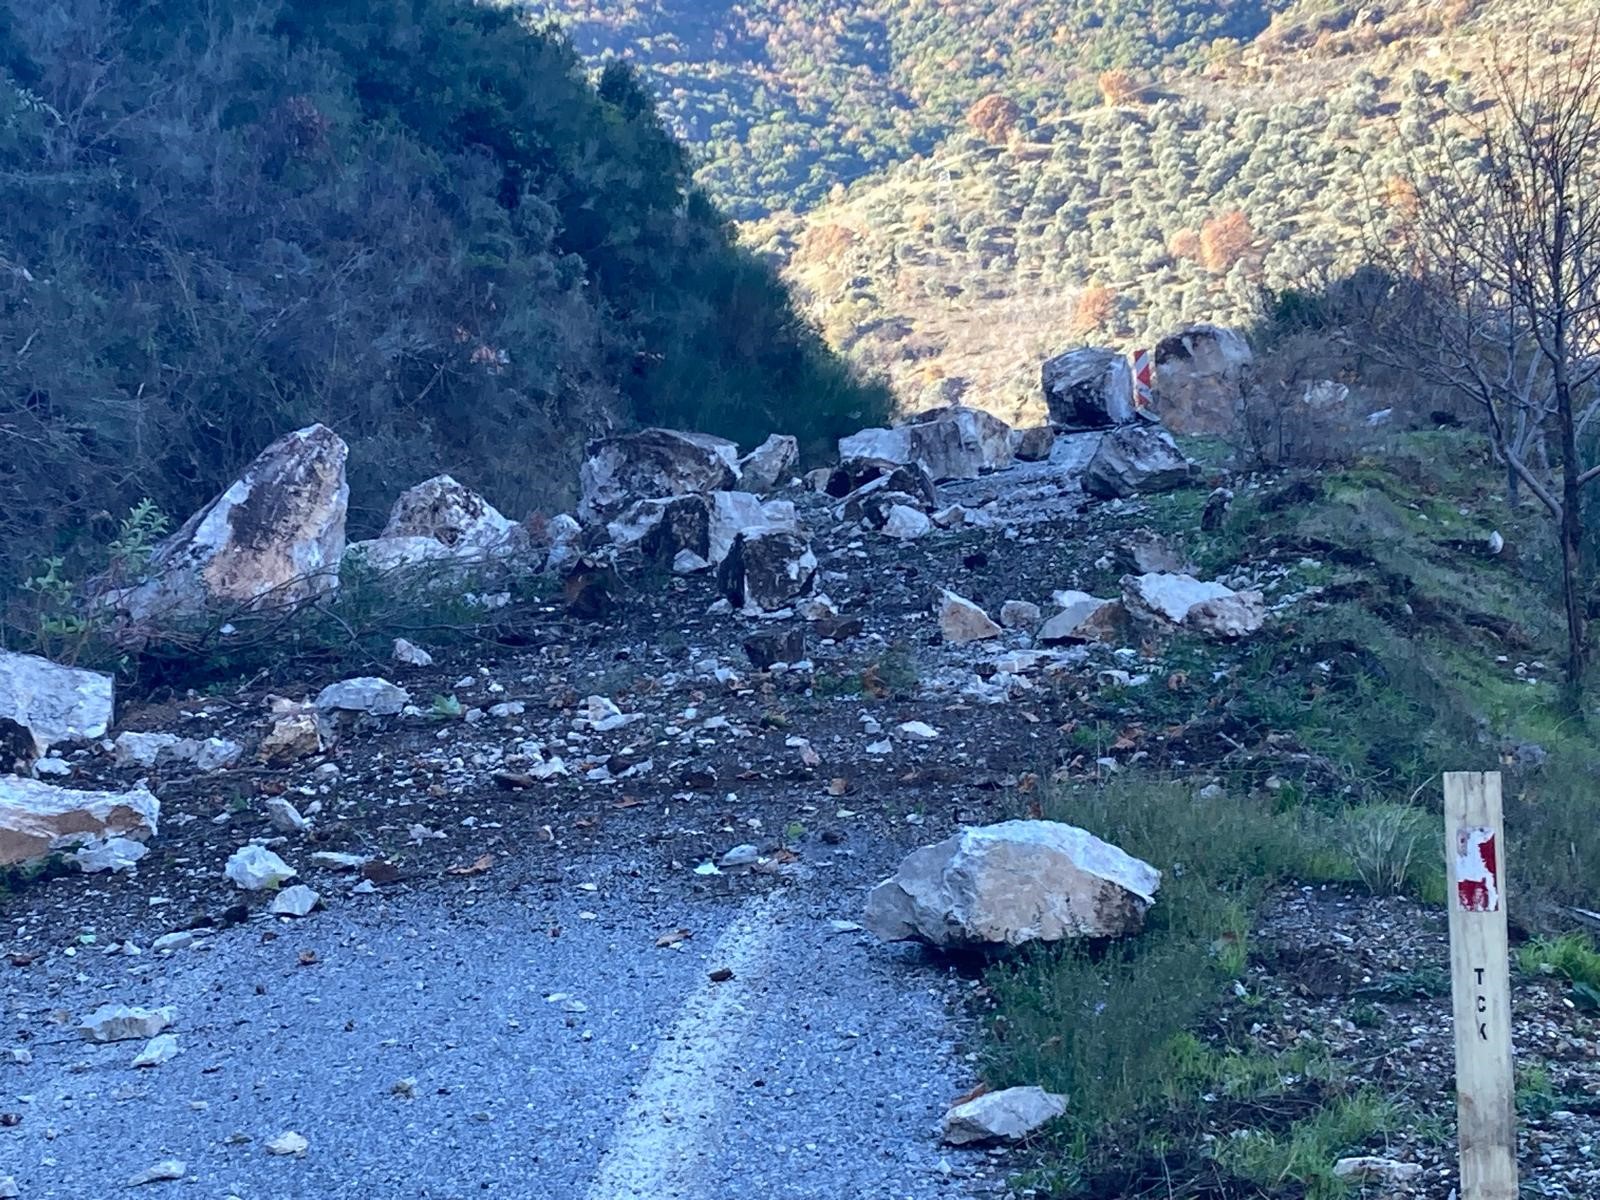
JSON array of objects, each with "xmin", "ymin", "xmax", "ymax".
[
  {"xmin": 1081, "ymin": 426, "xmax": 1195, "ymax": 499},
  {"xmin": 578, "ymin": 428, "xmax": 740, "ymax": 524},
  {"xmin": 1, "ymin": 776, "xmax": 159, "ymax": 867},
  {"xmin": 737, "ymin": 435, "xmax": 800, "ymax": 494},
  {"xmin": 1152, "ymin": 325, "xmax": 1253, "ymax": 435},
  {"xmin": 0, "ymin": 650, "xmax": 113, "ymax": 755},
  {"xmin": 377, "ymin": 475, "xmax": 527, "ymax": 556},
  {"xmin": 864, "ymin": 820, "xmax": 1160, "ymax": 948},
  {"xmin": 838, "ymin": 406, "xmax": 1012, "ymax": 482},
  {"xmin": 1042, "ymin": 348, "xmax": 1134, "ymax": 428},
  {"xmin": 104, "ymin": 425, "xmax": 348, "ymax": 623},
  {"xmin": 942, "ymin": 1086, "xmax": 1068, "ymax": 1146}
]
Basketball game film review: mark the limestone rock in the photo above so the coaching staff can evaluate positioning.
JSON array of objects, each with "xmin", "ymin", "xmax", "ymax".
[
  {"xmin": 1082, "ymin": 426, "xmax": 1195, "ymax": 499},
  {"xmin": 942, "ymin": 1086, "xmax": 1068, "ymax": 1146},
  {"xmin": 864, "ymin": 820, "xmax": 1160, "ymax": 948},
  {"xmin": 1042, "ymin": 348, "xmax": 1134, "ymax": 428},
  {"xmin": 0, "ymin": 650, "xmax": 114, "ymax": 755},
  {"xmin": 270, "ymin": 884, "xmax": 321, "ymax": 917},
  {"xmin": 718, "ymin": 530, "xmax": 817, "ymax": 614},
  {"xmin": 1332, "ymin": 1157, "xmax": 1423, "ymax": 1185},
  {"xmin": 1152, "ymin": 325, "xmax": 1252, "ymax": 434},
  {"xmin": 999, "ymin": 600, "xmax": 1042, "ymax": 630},
  {"xmin": 607, "ymin": 494, "xmax": 711, "ymax": 563},
  {"xmin": 578, "ymin": 428, "xmax": 740, "ymax": 524},
  {"xmin": 826, "ymin": 458, "xmax": 938, "ymax": 508},
  {"xmin": 224, "ymin": 844, "xmax": 297, "ymax": 890},
  {"xmin": 1037, "ymin": 594, "xmax": 1123, "ymax": 644},
  {"xmin": 314, "ymin": 677, "xmax": 409, "ymax": 717},
  {"xmin": 113, "ymin": 731, "xmax": 241, "ymax": 772},
  {"xmin": 543, "ymin": 513, "xmax": 585, "ymax": 575},
  {"xmin": 1013, "ymin": 425, "xmax": 1056, "ymax": 462},
  {"xmin": 838, "ymin": 406, "xmax": 1012, "ymax": 482},
  {"xmin": 131, "ymin": 1032, "xmax": 179, "ymax": 1068},
  {"xmin": 708, "ymin": 492, "xmax": 796, "ymax": 567},
  {"xmin": 259, "ymin": 705, "xmax": 324, "ymax": 765},
  {"xmin": 105, "ymin": 424, "xmax": 348, "ymax": 623},
  {"xmin": 71, "ymin": 835, "xmax": 148, "ymax": 873},
  {"xmin": 378, "ymin": 474, "xmax": 527, "ymax": 558},
  {"xmin": 883, "ymin": 505, "xmax": 933, "ymax": 539},
  {"xmin": 937, "ymin": 590, "xmax": 1002, "ymax": 644},
  {"xmin": 78, "ymin": 1003, "xmax": 175, "ymax": 1043},
  {"xmin": 1122, "ymin": 573, "xmax": 1264, "ymax": 637},
  {"xmin": 737, "ymin": 434, "xmax": 799, "ymax": 493},
  {"xmin": 0, "ymin": 777, "xmax": 159, "ymax": 867},
  {"xmin": 393, "ymin": 638, "xmax": 434, "ymax": 667}
]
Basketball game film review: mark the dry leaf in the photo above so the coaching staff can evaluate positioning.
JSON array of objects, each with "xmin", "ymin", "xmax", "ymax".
[
  {"xmin": 612, "ymin": 795, "xmax": 642, "ymax": 809},
  {"xmin": 827, "ymin": 777, "xmax": 850, "ymax": 797},
  {"xmin": 446, "ymin": 854, "xmax": 495, "ymax": 877}
]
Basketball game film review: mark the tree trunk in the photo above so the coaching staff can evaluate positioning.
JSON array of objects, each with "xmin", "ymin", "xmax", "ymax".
[{"xmin": 1557, "ymin": 384, "xmax": 1587, "ymax": 710}]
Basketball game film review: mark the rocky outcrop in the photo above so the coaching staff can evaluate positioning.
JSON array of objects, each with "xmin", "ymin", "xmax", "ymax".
[
  {"xmin": 864, "ymin": 820, "xmax": 1160, "ymax": 948},
  {"xmin": 838, "ymin": 406, "xmax": 1012, "ymax": 482},
  {"xmin": 737, "ymin": 434, "xmax": 799, "ymax": 494},
  {"xmin": 943, "ymin": 1087, "xmax": 1068, "ymax": 1146},
  {"xmin": 1122, "ymin": 573, "xmax": 1265, "ymax": 638},
  {"xmin": 104, "ymin": 424, "xmax": 348, "ymax": 624},
  {"xmin": 1152, "ymin": 325, "xmax": 1252, "ymax": 434},
  {"xmin": 578, "ymin": 429, "xmax": 741, "ymax": 524},
  {"xmin": 718, "ymin": 530, "xmax": 817, "ymax": 614},
  {"xmin": 1042, "ymin": 348, "xmax": 1134, "ymax": 428},
  {"xmin": 1081, "ymin": 426, "xmax": 1195, "ymax": 498},
  {"xmin": 1, "ymin": 776, "xmax": 160, "ymax": 867},
  {"xmin": 0, "ymin": 651, "xmax": 114, "ymax": 755}
]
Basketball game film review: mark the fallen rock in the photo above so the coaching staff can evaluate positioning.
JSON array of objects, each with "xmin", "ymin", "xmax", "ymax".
[
  {"xmin": 1042, "ymin": 347, "xmax": 1134, "ymax": 428},
  {"xmin": 864, "ymin": 820, "xmax": 1160, "ymax": 948},
  {"xmin": 0, "ymin": 650, "xmax": 113, "ymax": 755},
  {"xmin": 718, "ymin": 530, "xmax": 817, "ymax": 614},
  {"xmin": 258, "ymin": 705, "xmax": 324, "ymax": 765},
  {"xmin": 393, "ymin": 638, "xmax": 434, "ymax": 667},
  {"xmin": 1151, "ymin": 324, "xmax": 1252, "ymax": 434},
  {"xmin": 737, "ymin": 434, "xmax": 799, "ymax": 493},
  {"xmin": 578, "ymin": 428, "xmax": 740, "ymax": 524},
  {"xmin": 314, "ymin": 677, "xmax": 409, "ymax": 717},
  {"xmin": 708, "ymin": 492, "xmax": 796, "ymax": 566},
  {"xmin": 1116, "ymin": 532, "xmax": 1189, "ymax": 576},
  {"xmin": 743, "ymin": 629, "xmax": 806, "ymax": 671},
  {"xmin": 1332, "ymin": 1157, "xmax": 1423, "ymax": 1185},
  {"xmin": 113, "ymin": 731, "xmax": 242, "ymax": 773},
  {"xmin": 543, "ymin": 513, "xmax": 585, "ymax": 575},
  {"xmin": 838, "ymin": 406, "xmax": 1012, "ymax": 482},
  {"xmin": 937, "ymin": 590, "xmax": 1002, "ymax": 644},
  {"xmin": 0, "ymin": 1175, "xmax": 16, "ymax": 1198},
  {"xmin": 375, "ymin": 474, "xmax": 528, "ymax": 559},
  {"xmin": 999, "ymin": 600, "xmax": 1042, "ymax": 630},
  {"xmin": 0, "ymin": 777, "xmax": 159, "ymax": 867},
  {"xmin": 825, "ymin": 457, "xmax": 938, "ymax": 508},
  {"xmin": 1122, "ymin": 573, "xmax": 1264, "ymax": 637},
  {"xmin": 264, "ymin": 796, "xmax": 310, "ymax": 835},
  {"xmin": 607, "ymin": 493, "xmax": 712, "ymax": 564},
  {"xmin": 131, "ymin": 1032, "xmax": 179, "ymax": 1068},
  {"xmin": 113, "ymin": 731, "xmax": 182, "ymax": 769},
  {"xmin": 127, "ymin": 1160, "xmax": 186, "ymax": 1187},
  {"xmin": 78, "ymin": 1003, "xmax": 175, "ymax": 1043},
  {"xmin": 883, "ymin": 505, "xmax": 933, "ymax": 539},
  {"xmin": 224, "ymin": 844, "xmax": 297, "ymax": 890},
  {"xmin": 270, "ymin": 884, "xmax": 321, "ymax": 917},
  {"xmin": 265, "ymin": 1131, "xmax": 309, "ymax": 1157},
  {"xmin": 1013, "ymin": 425, "xmax": 1056, "ymax": 462},
  {"xmin": 1201, "ymin": 486, "xmax": 1233, "ymax": 531},
  {"xmin": 1081, "ymin": 426, "xmax": 1195, "ymax": 499},
  {"xmin": 103, "ymin": 424, "xmax": 348, "ymax": 623},
  {"xmin": 71, "ymin": 836, "xmax": 149, "ymax": 874},
  {"xmin": 942, "ymin": 1086, "xmax": 1068, "ymax": 1146},
  {"xmin": 1037, "ymin": 594, "xmax": 1123, "ymax": 644}
]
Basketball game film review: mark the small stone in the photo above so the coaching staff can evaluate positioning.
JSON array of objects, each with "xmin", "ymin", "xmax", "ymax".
[
  {"xmin": 719, "ymin": 844, "xmax": 760, "ymax": 868},
  {"xmin": 392, "ymin": 638, "xmax": 434, "ymax": 667},
  {"xmin": 937, "ymin": 590, "xmax": 1001, "ymax": 644},
  {"xmin": 263, "ymin": 796, "xmax": 309, "ymax": 835},
  {"xmin": 131, "ymin": 1033, "xmax": 179, "ymax": 1068},
  {"xmin": 127, "ymin": 1160, "xmax": 186, "ymax": 1186},
  {"xmin": 0, "ymin": 1174, "xmax": 16, "ymax": 1198},
  {"xmin": 152, "ymin": 931, "xmax": 196, "ymax": 954},
  {"xmin": 78, "ymin": 1004, "xmax": 176, "ymax": 1044},
  {"xmin": 224, "ymin": 844, "xmax": 297, "ymax": 890},
  {"xmin": 265, "ymin": 1131, "xmax": 309, "ymax": 1156},
  {"xmin": 942, "ymin": 1086, "xmax": 1067, "ymax": 1146},
  {"xmin": 882, "ymin": 505, "xmax": 933, "ymax": 539},
  {"xmin": 897, "ymin": 721, "xmax": 939, "ymax": 741},
  {"xmin": 270, "ymin": 885, "xmax": 321, "ymax": 918},
  {"xmin": 999, "ymin": 600, "xmax": 1041, "ymax": 630},
  {"xmin": 314, "ymin": 677, "xmax": 409, "ymax": 717},
  {"xmin": 1332, "ymin": 1157, "xmax": 1422, "ymax": 1184}
]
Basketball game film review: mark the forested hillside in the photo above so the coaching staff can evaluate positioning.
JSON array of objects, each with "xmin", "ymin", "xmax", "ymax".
[
  {"xmin": 0, "ymin": 0, "xmax": 885, "ymax": 586},
  {"xmin": 519, "ymin": 0, "xmax": 1288, "ymax": 217}
]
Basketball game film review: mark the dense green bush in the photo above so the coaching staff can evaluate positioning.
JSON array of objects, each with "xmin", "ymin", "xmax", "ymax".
[{"xmin": 0, "ymin": 0, "xmax": 886, "ymax": 598}]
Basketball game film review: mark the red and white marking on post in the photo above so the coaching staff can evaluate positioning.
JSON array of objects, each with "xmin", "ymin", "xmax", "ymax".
[
  {"xmin": 1443, "ymin": 772, "xmax": 1518, "ymax": 1200},
  {"xmin": 1131, "ymin": 347, "xmax": 1154, "ymax": 414}
]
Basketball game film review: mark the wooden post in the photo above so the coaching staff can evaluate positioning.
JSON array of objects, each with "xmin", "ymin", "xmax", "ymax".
[{"xmin": 1443, "ymin": 771, "xmax": 1518, "ymax": 1200}]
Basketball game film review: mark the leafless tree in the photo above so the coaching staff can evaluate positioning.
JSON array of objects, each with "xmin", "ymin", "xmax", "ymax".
[{"xmin": 1369, "ymin": 21, "xmax": 1600, "ymax": 704}]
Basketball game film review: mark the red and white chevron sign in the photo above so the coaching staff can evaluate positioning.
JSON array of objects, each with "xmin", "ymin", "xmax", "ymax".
[{"xmin": 1132, "ymin": 347, "xmax": 1153, "ymax": 412}]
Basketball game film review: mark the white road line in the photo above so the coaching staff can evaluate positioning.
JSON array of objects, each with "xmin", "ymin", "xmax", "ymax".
[{"xmin": 584, "ymin": 893, "xmax": 783, "ymax": 1200}]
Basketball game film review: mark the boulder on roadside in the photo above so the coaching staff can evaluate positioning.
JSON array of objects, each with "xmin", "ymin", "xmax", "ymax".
[
  {"xmin": 1042, "ymin": 348, "xmax": 1134, "ymax": 428},
  {"xmin": 825, "ymin": 457, "xmax": 939, "ymax": 506},
  {"xmin": 1013, "ymin": 425, "xmax": 1056, "ymax": 462},
  {"xmin": 1, "ymin": 776, "xmax": 160, "ymax": 867},
  {"xmin": 737, "ymin": 434, "xmax": 800, "ymax": 494},
  {"xmin": 838, "ymin": 406, "xmax": 1012, "ymax": 482},
  {"xmin": 863, "ymin": 819, "xmax": 1160, "ymax": 948},
  {"xmin": 709, "ymin": 492, "xmax": 797, "ymax": 566},
  {"xmin": 578, "ymin": 428, "xmax": 741, "ymax": 524},
  {"xmin": 743, "ymin": 628, "xmax": 806, "ymax": 671},
  {"xmin": 1152, "ymin": 325, "xmax": 1252, "ymax": 435},
  {"xmin": 102, "ymin": 424, "xmax": 348, "ymax": 624},
  {"xmin": 1081, "ymin": 426, "xmax": 1195, "ymax": 499},
  {"xmin": 1122, "ymin": 573, "xmax": 1265, "ymax": 638},
  {"xmin": 943, "ymin": 1086, "xmax": 1068, "ymax": 1147},
  {"xmin": 718, "ymin": 530, "xmax": 817, "ymax": 614},
  {"xmin": 78, "ymin": 1003, "xmax": 175, "ymax": 1044},
  {"xmin": 937, "ymin": 590, "xmax": 1002, "ymax": 644},
  {"xmin": 113, "ymin": 731, "xmax": 241, "ymax": 772},
  {"xmin": 0, "ymin": 650, "xmax": 114, "ymax": 756}
]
